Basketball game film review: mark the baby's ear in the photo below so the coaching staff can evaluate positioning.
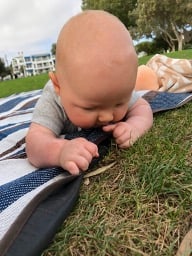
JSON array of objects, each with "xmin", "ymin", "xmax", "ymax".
[{"xmin": 49, "ymin": 72, "xmax": 60, "ymax": 95}]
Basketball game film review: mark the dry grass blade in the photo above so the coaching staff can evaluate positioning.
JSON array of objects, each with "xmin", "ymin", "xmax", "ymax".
[{"xmin": 84, "ymin": 162, "xmax": 116, "ymax": 178}]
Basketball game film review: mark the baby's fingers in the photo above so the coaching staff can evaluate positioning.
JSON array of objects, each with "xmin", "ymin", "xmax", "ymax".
[
  {"xmin": 117, "ymin": 138, "xmax": 134, "ymax": 149},
  {"xmin": 108, "ymin": 122, "xmax": 127, "ymax": 139},
  {"xmin": 65, "ymin": 156, "xmax": 91, "ymax": 175},
  {"xmin": 64, "ymin": 161, "xmax": 80, "ymax": 175},
  {"xmin": 84, "ymin": 140, "xmax": 99, "ymax": 158},
  {"xmin": 102, "ymin": 124, "xmax": 116, "ymax": 133}
]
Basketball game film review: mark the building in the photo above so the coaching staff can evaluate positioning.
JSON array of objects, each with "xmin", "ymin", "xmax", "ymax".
[{"xmin": 11, "ymin": 52, "xmax": 55, "ymax": 77}]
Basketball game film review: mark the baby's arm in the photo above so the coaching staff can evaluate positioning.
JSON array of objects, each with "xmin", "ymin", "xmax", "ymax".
[
  {"xmin": 25, "ymin": 123, "xmax": 99, "ymax": 175},
  {"xmin": 103, "ymin": 97, "xmax": 153, "ymax": 148}
]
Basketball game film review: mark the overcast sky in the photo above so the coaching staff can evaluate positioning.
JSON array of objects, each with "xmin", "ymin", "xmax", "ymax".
[{"xmin": 0, "ymin": 0, "xmax": 82, "ymax": 64}]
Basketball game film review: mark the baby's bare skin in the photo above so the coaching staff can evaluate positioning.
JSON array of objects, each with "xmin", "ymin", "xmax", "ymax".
[{"xmin": 26, "ymin": 10, "xmax": 153, "ymax": 175}]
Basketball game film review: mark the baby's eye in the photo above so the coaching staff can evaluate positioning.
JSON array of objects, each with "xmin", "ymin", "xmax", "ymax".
[
  {"xmin": 82, "ymin": 106, "xmax": 96, "ymax": 111},
  {"xmin": 115, "ymin": 103, "xmax": 124, "ymax": 107}
]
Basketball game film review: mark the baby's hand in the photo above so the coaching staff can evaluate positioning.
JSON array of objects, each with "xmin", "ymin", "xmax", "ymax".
[
  {"xmin": 59, "ymin": 138, "xmax": 99, "ymax": 175},
  {"xmin": 103, "ymin": 122, "xmax": 138, "ymax": 148}
]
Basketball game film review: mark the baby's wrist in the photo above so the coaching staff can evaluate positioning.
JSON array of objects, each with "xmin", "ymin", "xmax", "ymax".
[{"xmin": 55, "ymin": 138, "xmax": 69, "ymax": 167}]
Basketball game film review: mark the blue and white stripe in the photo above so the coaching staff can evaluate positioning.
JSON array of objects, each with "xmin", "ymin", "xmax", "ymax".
[{"xmin": 0, "ymin": 90, "xmax": 72, "ymax": 254}]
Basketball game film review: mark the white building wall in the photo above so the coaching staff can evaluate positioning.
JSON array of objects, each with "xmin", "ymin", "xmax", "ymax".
[{"xmin": 11, "ymin": 53, "xmax": 55, "ymax": 77}]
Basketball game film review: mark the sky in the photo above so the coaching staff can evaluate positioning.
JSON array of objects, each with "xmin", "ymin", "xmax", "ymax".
[{"xmin": 0, "ymin": 0, "xmax": 82, "ymax": 65}]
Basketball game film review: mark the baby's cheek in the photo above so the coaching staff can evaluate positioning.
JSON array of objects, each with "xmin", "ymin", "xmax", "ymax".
[
  {"xmin": 79, "ymin": 115, "xmax": 97, "ymax": 128},
  {"xmin": 114, "ymin": 108, "xmax": 128, "ymax": 122}
]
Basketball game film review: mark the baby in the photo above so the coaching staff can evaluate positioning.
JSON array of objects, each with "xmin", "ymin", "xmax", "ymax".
[{"xmin": 26, "ymin": 10, "xmax": 153, "ymax": 175}]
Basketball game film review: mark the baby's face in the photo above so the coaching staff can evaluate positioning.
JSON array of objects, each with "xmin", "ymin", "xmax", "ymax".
[
  {"xmin": 56, "ymin": 49, "xmax": 137, "ymax": 129},
  {"xmin": 57, "ymin": 64, "xmax": 135, "ymax": 128},
  {"xmin": 59, "ymin": 85, "xmax": 131, "ymax": 129}
]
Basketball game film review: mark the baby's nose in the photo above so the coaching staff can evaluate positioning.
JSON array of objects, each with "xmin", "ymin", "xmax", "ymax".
[{"xmin": 98, "ymin": 110, "xmax": 114, "ymax": 123}]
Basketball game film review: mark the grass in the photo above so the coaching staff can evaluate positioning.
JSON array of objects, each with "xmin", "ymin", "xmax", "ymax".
[
  {"xmin": 1, "ymin": 49, "xmax": 192, "ymax": 255},
  {"xmin": 138, "ymin": 49, "xmax": 192, "ymax": 65},
  {"xmin": 42, "ymin": 104, "xmax": 192, "ymax": 256},
  {"xmin": 0, "ymin": 73, "xmax": 49, "ymax": 98}
]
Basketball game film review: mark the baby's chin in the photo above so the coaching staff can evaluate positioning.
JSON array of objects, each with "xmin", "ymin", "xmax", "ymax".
[
  {"xmin": 77, "ymin": 124, "xmax": 104, "ymax": 130},
  {"xmin": 81, "ymin": 122, "xmax": 117, "ymax": 129},
  {"xmin": 74, "ymin": 123, "xmax": 96, "ymax": 129},
  {"xmin": 73, "ymin": 120, "xmax": 118, "ymax": 129}
]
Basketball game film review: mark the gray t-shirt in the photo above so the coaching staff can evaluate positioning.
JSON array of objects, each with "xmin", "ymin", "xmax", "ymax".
[{"xmin": 32, "ymin": 80, "xmax": 140, "ymax": 136}]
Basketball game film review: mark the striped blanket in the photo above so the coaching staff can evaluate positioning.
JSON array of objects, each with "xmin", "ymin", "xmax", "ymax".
[
  {"xmin": 1, "ymin": 89, "xmax": 192, "ymax": 256},
  {"xmin": 0, "ymin": 90, "xmax": 74, "ymax": 255}
]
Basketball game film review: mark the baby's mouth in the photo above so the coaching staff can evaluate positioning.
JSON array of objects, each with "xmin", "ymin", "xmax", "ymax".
[{"xmin": 95, "ymin": 121, "xmax": 116, "ymax": 127}]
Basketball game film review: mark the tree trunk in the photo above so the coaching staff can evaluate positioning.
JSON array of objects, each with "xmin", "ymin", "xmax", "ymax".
[
  {"xmin": 161, "ymin": 29, "xmax": 176, "ymax": 52},
  {"xmin": 171, "ymin": 44, "xmax": 176, "ymax": 52},
  {"xmin": 171, "ymin": 21, "xmax": 184, "ymax": 51},
  {"xmin": 178, "ymin": 35, "xmax": 184, "ymax": 51}
]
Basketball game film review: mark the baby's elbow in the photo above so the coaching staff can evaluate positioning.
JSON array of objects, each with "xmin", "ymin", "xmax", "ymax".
[
  {"xmin": 26, "ymin": 148, "xmax": 42, "ymax": 168},
  {"xmin": 146, "ymin": 106, "xmax": 153, "ymax": 131},
  {"xmin": 141, "ymin": 101, "xmax": 153, "ymax": 132},
  {"xmin": 25, "ymin": 132, "xmax": 40, "ymax": 167},
  {"xmin": 25, "ymin": 130, "xmax": 33, "ymax": 155},
  {"xmin": 149, "ymin": 105, "xmax": 154, "ymax": 125}
]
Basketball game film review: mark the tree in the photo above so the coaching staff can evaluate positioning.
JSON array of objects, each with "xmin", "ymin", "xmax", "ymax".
[
  {"xmin": 51, "ymin": 43, "xmax": 56, "ymax": 56},
  {"xmin": 82, "ymin": 0, "xmax": 137, "ymax": 28},
  {"xmin": 133, "ymin": 0, "xmax": 192, "ymax": 51},
  {"xmin": 0, "ymin": 58, "xmax": 7, "ymax": 78}
]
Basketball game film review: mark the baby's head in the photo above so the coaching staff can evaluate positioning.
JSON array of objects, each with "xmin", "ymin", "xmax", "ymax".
[{"xmin": 50, "ymin": 10, "xmax": 138, "ymax": 128}]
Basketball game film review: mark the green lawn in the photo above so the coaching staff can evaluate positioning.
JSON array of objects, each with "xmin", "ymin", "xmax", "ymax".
[
  {"xmin": 1, "ymin": 50, "xmax": 192, "ymax": 255},
  {"xmin": 138, "ymin": 49, "xmax": 192, "ymax": 65},
  {"xmin": 0, "ymin": 73, "xmax": 49, "ymax": 98},
  {"xmin": 42, "ymin": 102, "xmax": 192, "ymax": 256}
]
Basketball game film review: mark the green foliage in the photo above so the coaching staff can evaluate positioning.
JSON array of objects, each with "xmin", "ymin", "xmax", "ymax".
[
  {"xmin": 0, "ymin": 58, "xmax": 9, "ymax": 77},
  {"xmin": 134, "ymin": 0, "xmax": 192, "ymax": 51},
  {"xmin": 82, "ymin": 0, "xmax": 192, "ymax": 52},
  {"xmin": 135, "ymin": 41, "xmax": 164, "ymax": 55},
  {"xmin": 184, "ymin": 43, "xmax": 192, "ymax": 50},
  {"xmin": 153, "ymin": 36, "xmax": 170, "ymax": 51},
  {"xmin": 51, "ymin": 43, "xmax": 56, "ymax": 56},
  {"xmin": 82, "ymin": 0, "xmax": 137, "ymax": 28},
  {"xmin": 136, "ymin": 37, "xmax": 170, "ymax": 55}
]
